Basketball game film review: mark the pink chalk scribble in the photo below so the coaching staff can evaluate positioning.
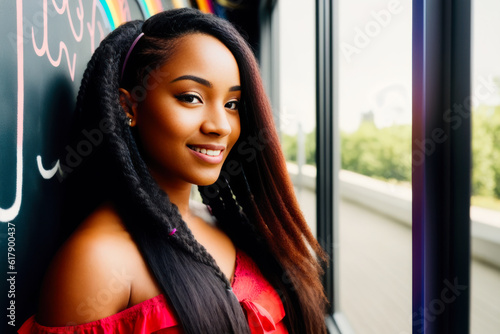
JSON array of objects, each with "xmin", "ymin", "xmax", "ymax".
[
  {"xmin": 31, "ymin": 0, "xmax": 77, "ymax": 81},
  {"xmin": 119, "ymin": 0, "xmax": 132, "ymax": 22},
  {"xmin": 51, "ymin": 0, "xmax": 85, "ymax": 42},
  {"xmin": 87, "ymin": 0, "xmax": 98, "ymax": 53}
]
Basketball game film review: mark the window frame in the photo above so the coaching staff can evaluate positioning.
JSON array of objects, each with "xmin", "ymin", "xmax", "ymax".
[
  {"xmin": 411, "ymin": 0, "xmax": 472, "ymax": 332},
  {"xmin": 316, "ymin": 0, "xmax": 472, "ymax": 333},
  {"xmin": 316, "ymin": 0, "xmax": 342, "ymax": 332}
]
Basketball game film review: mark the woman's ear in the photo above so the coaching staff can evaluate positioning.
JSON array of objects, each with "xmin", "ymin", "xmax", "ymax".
[{"xmin": 119, "ymin": 88, "xmax": 138, "ymax": 127}]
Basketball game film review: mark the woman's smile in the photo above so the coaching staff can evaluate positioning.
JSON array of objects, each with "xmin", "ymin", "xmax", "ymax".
[
  {"xmin": 187, "ymin": 144, "xmax": 226, "ymax": 164},
  {"xmin": 121, "ymin": 33, "xmax": 241, "ymax": 189}
]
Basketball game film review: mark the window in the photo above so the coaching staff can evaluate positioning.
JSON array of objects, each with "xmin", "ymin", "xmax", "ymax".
[
  {"xmin": 272, "ymin": 0, "xmax": 317, "ymax": 232},
  {"xmin": 337, "ymin": 0, "xmax": 412, "ymax": 332},
  {"xmin": 270, "ymin": 0, "xmax": 499, "ymax": 332},
  {"xmin": 470, "ymin": 0, "xmax": 500, "ymax": 332},
  {"xmin": 319, "ymin": 0, "xmax": 490, "ymax": 333}
]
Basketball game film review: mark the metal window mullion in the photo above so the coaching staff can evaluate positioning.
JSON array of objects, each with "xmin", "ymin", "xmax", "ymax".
[
  {"xmin": 412, "ymin": 1, "xmax": 471, "ymax": 333},
  {"xmin": 316, "ymin": 0, "xmax": 339, "ymax": 328}
]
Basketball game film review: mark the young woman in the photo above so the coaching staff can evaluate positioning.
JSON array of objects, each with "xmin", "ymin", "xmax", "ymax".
[{"xmin": 19, "ymin": 8, "xmax": 327, "ymax": 334}]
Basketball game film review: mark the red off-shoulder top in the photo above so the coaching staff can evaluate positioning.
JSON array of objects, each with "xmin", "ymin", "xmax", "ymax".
[{"xmin": 18, "ymin": 249, "xmax": 288, "ymax": 334}]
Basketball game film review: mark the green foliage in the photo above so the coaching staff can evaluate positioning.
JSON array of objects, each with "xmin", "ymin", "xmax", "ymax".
[
  {"xmin": 341, "ymin": 122, "xmax": 412, "ymax": 182},
  {"xmin": 280, "ymin": 105, "xmax": 500, "ymax": 203},
  {"xmin": 339, "ymin": 105, "xmax": 500, "ymax": 201},
  {"xmin": 281, "ymin": 129, "xmax": 316, "ymax": 165},
  {"xmin": 305, "ymin": 129, "xmax": 316, "ymax": 165},
  {"xmin": 472, "ymin": 105, "xmax": 500, "ymax": 199},
  {"xmin": 281, "ymin": 133, "xmax": 298, "ymax": 163}
]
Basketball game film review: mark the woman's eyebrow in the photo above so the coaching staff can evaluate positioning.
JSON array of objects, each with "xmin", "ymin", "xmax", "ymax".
[
  {"xmin": 170, "ymin": 75, "xmax": 241, "ymax": 92},
  {"xmin": 170, "ymin": 75, "xmax": 212, "ymax": 87}
]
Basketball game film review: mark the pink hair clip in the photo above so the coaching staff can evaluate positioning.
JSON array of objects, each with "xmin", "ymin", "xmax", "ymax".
[{"xmin": 169, "ymin": 228, "xmax": 177, "ymax": 236}]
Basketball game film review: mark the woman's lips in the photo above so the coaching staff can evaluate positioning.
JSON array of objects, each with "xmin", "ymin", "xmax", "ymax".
[{"xmin": 188, "ymin": 145, "xmax": 225, "ymax": 164}]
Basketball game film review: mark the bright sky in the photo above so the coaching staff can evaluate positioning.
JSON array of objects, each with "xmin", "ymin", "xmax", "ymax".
[
  {"xmin": 472, "ymin": 0, "xmax": 500, "ymax": 105},
  {"xmin": 338, "ymin": 0, "xmax": 412, "ymax": 132},
  {"xmin": 278, "ymin": 0, "xmax": 316, "ymax": 134},
  {"xmin": 278, "ymin": 0, "xmax": 500, "ymax": 134}
]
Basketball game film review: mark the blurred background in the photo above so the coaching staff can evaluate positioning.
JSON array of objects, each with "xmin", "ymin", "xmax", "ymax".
[{"xmin": 276, "ymin": 0, "xmax": 500, "ymax": 333}]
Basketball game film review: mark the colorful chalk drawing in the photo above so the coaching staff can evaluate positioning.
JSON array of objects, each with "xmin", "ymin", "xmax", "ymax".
[
  {"xmin": 100, "ymin": 0, "xmax": 134, "ymax": 30},
  {"xmin": 32, "ymin": 0, "xmax": 81, "ymax": 82},
  {"xmin": 1, "ymin": 0, "xmax": 168, "ymax": 222},
  {"xmin": 52, "ymin": 0, "xmax": 85, "ymax": 42},
  {"xmin": 136, "ymin": 0, "xmax": 164, "ymax": 18}
]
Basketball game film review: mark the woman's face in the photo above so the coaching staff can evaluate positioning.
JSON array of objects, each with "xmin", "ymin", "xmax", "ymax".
[{"xmin": 127, "ymin": 33, "xmax": 241, "ymax": 189}]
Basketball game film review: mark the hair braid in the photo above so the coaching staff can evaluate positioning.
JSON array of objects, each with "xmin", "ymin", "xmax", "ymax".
[
  {"xmin": 72, "ymin": 20, "xmax": 249, "ymax": 333},
  {"xmin": 71, "ymin": 8, "xmax": 328, "ymax": 334}
]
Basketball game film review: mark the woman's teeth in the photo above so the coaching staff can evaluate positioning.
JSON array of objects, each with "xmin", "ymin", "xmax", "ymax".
[{"xmin": 190, "ymin": 146, "xmax": 221, "ymax": 156}]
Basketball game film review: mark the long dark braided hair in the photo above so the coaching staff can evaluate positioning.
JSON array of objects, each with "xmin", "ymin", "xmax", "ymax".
[{"xmin": 69, "ymin": 8, "xmax": 327, "ymax": 334}]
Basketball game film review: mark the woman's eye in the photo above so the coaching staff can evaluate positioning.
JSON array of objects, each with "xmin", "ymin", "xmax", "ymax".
[
  {"xmin": 225, "ymin": 100, "xmax": 240, "ymax": 111},
  {"xmin": 175, "ymin": 94, "xmax": 202, "ymax": 104}
]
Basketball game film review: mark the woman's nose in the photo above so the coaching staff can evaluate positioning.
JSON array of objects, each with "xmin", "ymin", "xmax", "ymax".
[{"xmin": 201, "ymin": 105, "xmax": 232, "ymax": 137}]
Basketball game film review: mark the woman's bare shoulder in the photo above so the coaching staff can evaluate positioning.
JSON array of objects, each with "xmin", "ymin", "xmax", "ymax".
[{"xmin": 36, "ymin": 204, "xmax": 140, "ymax": 326}]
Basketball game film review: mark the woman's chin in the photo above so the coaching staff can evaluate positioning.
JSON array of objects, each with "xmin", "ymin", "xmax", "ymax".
[{"xmin": 193, "ymin": 175, "xmax": 221, "ymax": 187}]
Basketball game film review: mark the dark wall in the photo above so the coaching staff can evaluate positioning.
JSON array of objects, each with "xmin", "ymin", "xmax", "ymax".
[{"xmin": 0, "ymin": 1, "xmax": 149, "ymax": 331}]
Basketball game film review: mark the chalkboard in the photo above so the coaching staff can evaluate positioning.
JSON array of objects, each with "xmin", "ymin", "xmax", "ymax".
[{"xmin": 0, "ymin": 1, "xmax": 261, "ymax": 331}]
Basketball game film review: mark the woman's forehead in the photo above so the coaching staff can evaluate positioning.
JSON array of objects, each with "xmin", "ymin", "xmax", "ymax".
[{"xmin": 160, "ymin": 33, "xmax": 240, "ymax": 86}]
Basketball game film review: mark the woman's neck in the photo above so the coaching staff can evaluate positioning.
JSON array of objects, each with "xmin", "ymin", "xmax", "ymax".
[
  {"xmin": 147, "ymin": 169, "xmax": 196, "ymax": 223},
  {"xmin": 166, "ymin": 185, "xmax": 193, "ymax": 219}
]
